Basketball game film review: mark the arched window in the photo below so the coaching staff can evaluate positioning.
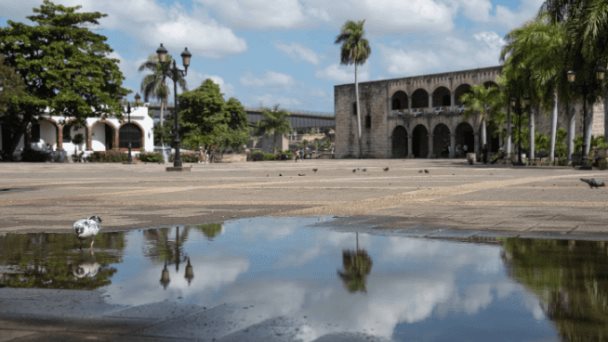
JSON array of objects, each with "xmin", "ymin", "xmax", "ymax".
[{"xmin": 119, "ymin": 124, "xmax": 142, "ymax": 148}]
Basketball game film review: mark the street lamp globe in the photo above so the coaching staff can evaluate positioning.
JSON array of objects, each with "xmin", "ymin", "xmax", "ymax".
[
  {"xmin": 181, "ymin": 47, "xmax": 191, "ymax": 71},
  {"xmin": 567, "ymin": 70, "xmax": 576, "ymax": 83},
  {"xmin": 156, "ymin": 43, "xmax": 168, "ymax": 63}
]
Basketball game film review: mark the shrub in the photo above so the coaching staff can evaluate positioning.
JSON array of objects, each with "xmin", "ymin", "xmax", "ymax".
[
  {"xmin": 251, "ymin": 150, "xmax": 264, "ymax": 161},
  {"xmin": 278, "ymin": 150, "xmax": 293, "ymax": 160},
  {"xmin": 87, "ymin": 151, "xmax": 127, "ymax": 163},
  {"xmin": 169, "ymin": 152, "xmax": 199, "ymax": 163},
  {"xmin": 598, "ymin": 158, "xmax": 608, "ymax": 170},
  {"xmin": 138, "ymin": 152, "xmax": 163, "ymax": 163},
  {"xmin": 21, "ymin": 149, "xmax": 51, "ymax": 162}
]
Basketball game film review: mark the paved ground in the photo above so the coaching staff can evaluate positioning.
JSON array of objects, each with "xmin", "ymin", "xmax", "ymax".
[
  {"xmin": 0, "ymin": 158, "xmax": 607, "ymax": 237},
  {"xmin": 2, "ymin": 159, "xmax": 608, "ymax": 341}
]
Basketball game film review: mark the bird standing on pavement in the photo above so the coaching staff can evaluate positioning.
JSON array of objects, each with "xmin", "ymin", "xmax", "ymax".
[
  {"xmin": 312, "ymin": 168, "xmax": 318, "ymax": 173},
  {"xmin": 383, "ymin": 167, "xmax": 389, "ymax": 172},
  {"xmin": 74, "ymin": 216, "xmax": 102, "ymax": 249},
  {"xmin": 580, "ymin": 178, "xmax": 605, "ymax": 188}
]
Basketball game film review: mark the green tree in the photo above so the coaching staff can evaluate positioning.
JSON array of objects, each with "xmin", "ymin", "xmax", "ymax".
[
  {"xmin": 0, "ymin": 55, "xmax": 45, "ymax": 160},
  {"xmin": 540, "ymin": 0, "xmax": 608, "ymax": 148},
  {"xmin": 337, "ymin": 233, "xmax": 373, "ymax": 293},
  {"xmin": 501, "ymin": 16, "xmax": 570, "ymax": 162},
  {"xmin": 460, "ymin": 84, "xmax": 502, "ymax": 154},
  {"xmin": 257, "ymin": 105, "xmax": 291, "ymax": 154},
  {"xmin": 138, "ymin": 54, "xmax": 186, "ymax": 149},
  {"xmin": 179, "ymin": 79, "xmax": 249, "ymax": 158},
  {"xmin": 0, "ymin": 0, "xmax": 128, "ymax": 157},
  {"xmin": 335, "ymin": 20, "xmax": 371, "ymax": 158}
]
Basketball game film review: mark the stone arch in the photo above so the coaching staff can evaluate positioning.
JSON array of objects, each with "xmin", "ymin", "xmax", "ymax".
[
  {"xmin": 432, "ymin": 86, "xmax": 451, "ymax": 107},
  {"xmin": 454, "ymin": 84, "xmax": 472, "ymax": 106},
  {"xmin": 91, "ymin": 120, "xmax": 117, "ymax": 151},
  {"xmin": 391, "ymin": 125, "xmax": 408, "ymax": 158},
  {"xmin": 455, "ymin": 122, "xmax": 474, "ymax": 158},
  {"xmin": 412, "ymin": 124, "xmax": 429, "ymax": 158},
  {"xmin": 411, "ymin": 89, "xmax": 429, "ymax": 109},
  {"xmin": 433, "ymin": 123, "xmax": 451, "ymax": 158},
  {"xmin": 36, "ymin": 118, "xmax": 59, "ymax": 150},
  {"xmin": 391, "ymin": 90, "xmax": 408, "ymax": 110},
  {"xmin": 62, "ymin": 120, "xmax": 89, "ymax": 151},
  {"xmin": 119, "ymin": 122, "xmax": 144, "ymax": 149},
  {"xmin": 484, "ymin": 81, "xmax": 498, "ymax": 89}
]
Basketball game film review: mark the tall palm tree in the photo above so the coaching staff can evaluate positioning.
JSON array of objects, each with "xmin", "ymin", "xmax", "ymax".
[
  {"xmin": 501, "ymin": 17, "xmax": 570, "ymax": 162},
  {"xmin": 257, "ymin": 105, "xmax": 291, "ymax": 154},
  {"xmin": 460, "ymin": 84, "xmax": 502, "ymax": 157},
  {"xmin": 337, "ymin": 233, "xmax": 373, "ymax": 293},
  {"xmin": 138, "ymin": 54, "xmax": 187, "ymax": 150},
  {"xmin": 540, "ymin": 0, "xmax": 608, "ymax": 147},
  {"xmin": 335, "ymin": 20, "xmax": 371, "ymax": 158}
]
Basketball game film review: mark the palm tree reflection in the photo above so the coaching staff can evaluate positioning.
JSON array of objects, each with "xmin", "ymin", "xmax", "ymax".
[{"xmin": 337, "ymin": 232, "xmax": 373, "ymax": 293}]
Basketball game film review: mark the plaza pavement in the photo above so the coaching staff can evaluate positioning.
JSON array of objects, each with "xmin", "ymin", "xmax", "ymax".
[{"xmin": 1, "ymin": 158, "xmax": 607, "ymax": 238}]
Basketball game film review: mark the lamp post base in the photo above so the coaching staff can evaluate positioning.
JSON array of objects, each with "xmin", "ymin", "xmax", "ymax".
[{"xmin": 166, "ymin": 166, "xmax": 191, "ymax": 172}]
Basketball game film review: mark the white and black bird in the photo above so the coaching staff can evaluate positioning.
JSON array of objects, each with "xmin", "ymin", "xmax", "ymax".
[
  {"xmin": 74, "ymin": 216, "xmax": 102, "ymax": 249},
  {"xmin": 580, "ymin": 178, "xmax": 605, "ymax": 189}
]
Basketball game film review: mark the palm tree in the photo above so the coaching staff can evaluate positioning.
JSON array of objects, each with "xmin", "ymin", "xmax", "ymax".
[
  {"xmin": 540, "ymin": 0, "xmax": 608, "ymax": 147},
  {"xmin": 337, "ymin": 233, "xmax": 373, "ymax": 293},
  {"xmin": 501, "ymin": 17, "xmax": 570, "ymax": 162},
  {"xmin": 138, "ymin": 54, "xmax": 187, "ymax": 153},
  {"xmin": 335, "ymin": 20, "xmax": 371, "ymax": 158},
  {"xmin": 257, "ymin": 105, "xmax": 291, "ymax": 154},
  {"xmin": 460, "ymin": 84, "xmax": 502, "ymax": 159}
]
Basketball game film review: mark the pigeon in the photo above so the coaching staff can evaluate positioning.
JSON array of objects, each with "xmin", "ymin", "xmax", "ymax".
[
  {"xmin": 362, "ymin": 168, "xmax": 367, "ymax": 172},
  {"xmin": 279, "ymin": 173, "xmax": 282, "ymax": 177},
  {"xmin": 312, "ymin": 168, "xmax": 318, "ymax": 173},
  {"xmin": 352, "ymin": 169, "xmax": 357, "ymax": 173},
  {"xmin": 383, "ymin": 167, "xmax": 389, "ymax": 172},
  {"xmin": 298, "ymin": 173, "xmax": 306, "ymax": 176},
  {"xmin": 418, "ymin": 170, "xmax": 423, "ymax": 173},
  {"xmin": 580, "ymin": 178, "xmax": 605, "ymax": 188},
  {"xmin": 424, "ymin": 169, "xmax": 429, "ymax": 174},
  {"xmin": 74, "ymin": 216, "xmax": 102, "ymax": 249}
]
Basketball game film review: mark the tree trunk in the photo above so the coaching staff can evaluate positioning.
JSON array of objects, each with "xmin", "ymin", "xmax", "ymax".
[
  {"xmin": 481, "ymin": 118, "xmax": 487, "ymax": 146},
  {"xmin": 604, "ymin": 93, "xmax": 608, "ymax": 144},
  {"xmin": 549, "ymin": 90, "xmax": 558, "ymax": 162},
  {"xmin": 585, "ymin": 101, "xmax": 593, "ymax": 156},
  {"xmin": 354, "ymin": 63, "xmax": 362, "ymax": 159},
  {"xmin": 506, "ymin": 105, "xmax": 512, "ymax": 157},
  {"xmin": 529, "ymin": 107, "xmax": 536, "ymax": 161},
  {"xmin": 567, "ymin": 105, "xmax": 576, "ymax": 161}
]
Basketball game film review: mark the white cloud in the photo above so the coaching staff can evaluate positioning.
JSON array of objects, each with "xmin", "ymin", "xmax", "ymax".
[
  {"xmin": 197, "ymin": 0, "xmax": 455, "ymax": 33},
  {"xmin": 494, "ymin": 0, "xmax": 544, "ymax": 28},
  {"xmin": 276, "ymin": 42, "xmax": 320, "ymax": 65},
  {"xmin": 5, "ymin": 0, "xmax": 248, "ymax": 59},
  {"xmin": 315, "ymin": 63, "xmax": 369, "ymax": 84},
  {"xmin": 196, "ymin": 0, "xmax": 307, "ymax": 28},
  {"xmin": 241, "ymin": 71, "xmax": 295, "ymax": 87},
  {"xmin": 379, "ymin": 30, "xmax": 505, "ymax": 77}
]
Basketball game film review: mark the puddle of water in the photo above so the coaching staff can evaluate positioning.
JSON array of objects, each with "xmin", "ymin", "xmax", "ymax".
[{"xmin": 1, "ymin": 217, "xmax": 607, "ymax": 341}]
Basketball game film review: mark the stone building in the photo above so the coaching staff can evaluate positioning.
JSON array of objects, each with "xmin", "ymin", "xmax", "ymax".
[{"xmin": 334, "ymin": 66, "xmax": 606, "ymax": 159}]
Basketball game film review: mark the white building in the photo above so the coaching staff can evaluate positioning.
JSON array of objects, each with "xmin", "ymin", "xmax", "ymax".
[{"xmin": 0, "ymin": 106, "xmax": 154, "ymax": 160}]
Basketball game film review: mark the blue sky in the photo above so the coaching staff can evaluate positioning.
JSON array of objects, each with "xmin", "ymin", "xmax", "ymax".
[{"xmin": 0, "ymin": 0, "xmax": 543, "ymax": 114}]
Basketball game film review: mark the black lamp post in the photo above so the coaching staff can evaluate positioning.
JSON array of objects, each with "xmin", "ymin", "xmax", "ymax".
[
  {"xmin": 156, "ymin": 43, "xmax": 192, "ymax": 171},
  {"xmin": 567, "ymin": 66, "xmax": 605, "ymax": 169}
]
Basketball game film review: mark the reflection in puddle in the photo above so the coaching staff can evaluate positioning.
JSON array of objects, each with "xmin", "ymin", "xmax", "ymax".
[{"xmin": 1, "ymin": 217, "xmax": 607, "ymax": 340}]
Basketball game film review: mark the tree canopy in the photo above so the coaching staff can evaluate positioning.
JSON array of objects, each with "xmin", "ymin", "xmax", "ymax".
[
  {"xmin": 179, "ymin": 79, "xmax": 249, "ymax": 155},
  {"xmin": 0, "ymin": 0, "xmax": 128, "ymax": 157}
]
